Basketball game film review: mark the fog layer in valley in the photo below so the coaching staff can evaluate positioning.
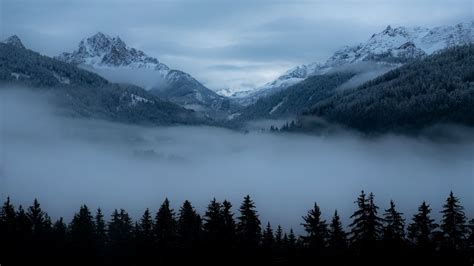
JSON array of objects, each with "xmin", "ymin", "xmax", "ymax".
[{"xmin": 1, "ymin": 89, "xmax": 473, "ymax": 232}]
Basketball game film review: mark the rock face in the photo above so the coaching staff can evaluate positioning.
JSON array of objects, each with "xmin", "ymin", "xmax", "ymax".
[
  {"xmin": 239, "ymin": 21, "xmax": 474, "ymax": 105},
  {"xmin": 3, "ymin": 35, "xmax": 25, "ymax": 49},
  {"xmin": 57, "ymin": 32, "xmax": 235, "ymax": 118}
]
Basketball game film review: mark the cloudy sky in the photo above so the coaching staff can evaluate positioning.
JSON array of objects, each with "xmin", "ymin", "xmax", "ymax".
[{"xmin": 1, "ymin": 0, "xmax": 472, "ymax": 91}]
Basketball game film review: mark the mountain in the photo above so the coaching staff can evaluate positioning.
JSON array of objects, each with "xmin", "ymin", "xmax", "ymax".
[
  {"xmin": 240, "ymin": 21, "xmax": 474, "ymax": 104},
  {"xmin": 235, "ymin": 73, "xmax": 355, "ymax": 121},
  {"xmin": 3, "ymin": 35, "xmax": 25, "ymax": 49},
  {"xmin": 0, "ymin": 39, "xmax": 209, "ymax": 126},
  {"xmin": 304, "ymin": 45, "xmax": 474, "ymax": 133},
  {"xmin": 57, "ymin": 32, "xmax": 235, "ymax": 118}
]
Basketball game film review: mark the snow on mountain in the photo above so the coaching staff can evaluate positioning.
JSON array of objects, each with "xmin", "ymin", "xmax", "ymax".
[
  {"xmin": 3, "ymin": 35, "xmax": 25, "ymax": 49},
  {"xmin": 241, "ymin": 21, "xmax": 474, "ymax": 105},
  {"xmin": 57, "ymin": 32, "xmax": 234, "ymax": 116}
]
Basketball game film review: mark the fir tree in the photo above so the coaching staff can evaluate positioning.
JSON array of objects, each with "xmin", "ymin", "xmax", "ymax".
[
  {"xmin": 407, "ymin": 201, "xmax": 438, "ymax": 250},
  {"xmin": 203, "ymin": 198, "xmax": 223, "ymax": 244},
  {"xmin": 382, "ymin": 200, "xmax": 405, "ymax": 248},
  {"xmin": 52, "ymin": 217, "xmax": 67, "ymax": 253},
  {"xmin": 440, "ymin": 192, "xmax": 467, "ymax": 250},
  {"xmin": 69, "ymin": 205, "xmax": 96, "ymax": 257},
  {"xmin": 301, "ymin": 202, "xmax": 328, "ymax": 250},
  {"xmin": 136, "ymin": 208, "xmax": 154, "ymax": 253},
  {"xmin": 237, "ymin": 195, "xmax": 261, "ymax": 248},
  {"xmin": 108, "ymin": 209, "xmax": 134, "ymax": 258},
  {"xmin": 275, "ymin": 225, "xmax": 283, "ymax": 249},
  {"xmin": 287, "ymin": 229, "xmax": 297, "ymax": 249},
  {"xmin": 95, "ymin": 208, "xmax": 107, "ymax": 255},
  {"xmin": 349, "ymin": 191, "xmax": 382, "ymax": 252},
  {"xmin": 328, "ymin": 210, "xmax": 347, "ymax": 251},
  {"xmin": 177, "ymin": 200, "xmax": 202, "ymax": 248},
  {"xmin": 221, "ymin": 200, "xmax": 236, "ymax": 247},
  {"xmin": 154, "ymin": 198, "xmax": 177, "ymax": 249},
  {"xmin": 262, "ymin": 222, "xmax": 274, "ymax": 249}
]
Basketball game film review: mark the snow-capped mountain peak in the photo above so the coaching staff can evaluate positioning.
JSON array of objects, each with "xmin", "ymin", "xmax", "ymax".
[
  {"xmin": 3, "ymin": 35, "xmax": 25, "ymax": 49},
  {"xmin": 247, "ymin": 21, "xmax": 474, "ymax": 103},
  {"xmin": 57, "ymin": 32, "xmax": 167, "ymax": 70}
]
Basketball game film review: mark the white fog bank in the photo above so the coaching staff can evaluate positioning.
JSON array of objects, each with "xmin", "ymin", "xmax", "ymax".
[{"xmin": 0, "ymin": 89, "xmax": 473, "ymax": 232}]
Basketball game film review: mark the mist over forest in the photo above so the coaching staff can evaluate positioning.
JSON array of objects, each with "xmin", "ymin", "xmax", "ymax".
[{"xmin": 1, "ymin": 88, "xmax": 472, "ymax": 233}]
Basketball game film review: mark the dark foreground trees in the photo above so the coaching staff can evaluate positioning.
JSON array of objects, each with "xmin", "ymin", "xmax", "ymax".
[{"xmin": 0, "ymin": 192, "xmax": 473, "ymax": 265}]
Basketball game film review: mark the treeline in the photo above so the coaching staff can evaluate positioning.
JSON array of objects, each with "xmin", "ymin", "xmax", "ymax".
[
  {"xmin": 309, "ymin": 45, "xmax": 474, "ymax": 133},
  {"xmin": 1, "ymin": 192, "xmax": 473, "ymax": 265}
]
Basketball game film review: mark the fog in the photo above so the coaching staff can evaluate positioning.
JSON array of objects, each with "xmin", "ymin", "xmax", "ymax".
[{"xmin": 1, "ymin": 89, "xmax": 473, "ymax": 232}]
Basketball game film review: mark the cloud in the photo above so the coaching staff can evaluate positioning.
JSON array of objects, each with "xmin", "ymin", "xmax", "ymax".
[
  {"xmin": 1, "ymin": 88, "xmax": 473, "ymax": 232},
  {"xmin": 2, "ymin": 0, "xmax": 472, "ymax": 90}
]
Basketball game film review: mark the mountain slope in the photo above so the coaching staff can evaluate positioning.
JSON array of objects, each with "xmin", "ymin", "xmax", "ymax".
[
  {"xmin": 57, "ymin": 32, "xmax": 235, "ymax": 117},
  {"xmin": 236, "ymin": 73, "xmax": 355, "ymax": 121},
  {"xmin": 0, "ymin": 41, "xmax": 209, "ymax": 125},
  {"xmin": 306, "ymin": 45, "xmax": 474, "ymax": 133},
  {"xmin": 242, "ymin": 21, "xmax": 474, "ymax": 104}
]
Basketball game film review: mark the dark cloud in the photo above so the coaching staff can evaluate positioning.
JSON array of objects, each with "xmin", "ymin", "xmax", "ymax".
[{"xmin": 2, "ymin": 0, "xmax": 472, "ymax": 90}]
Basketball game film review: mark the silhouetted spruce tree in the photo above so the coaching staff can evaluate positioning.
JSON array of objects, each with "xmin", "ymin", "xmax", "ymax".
[
  {"xmin": 382, "ymin": 200, "xmax": 406, "ymax": 251},
  {"xmin": 95, "ymin": 208, "xmax": 107, "ymax": 257},
  {"xmin": 52, "ymin": 217, "xmax": 67, "ymax": 254},
  {"xmin": 15, "ymin": 205, "xmax": 32, "ymax": 254},
  {"xmin": 275, "ymin": 225, "xmax": 283, "ymax": 249},
  {"xmin": 108, "ymin": 209, "xmax": 134, "ymax": 259},
  {"xmin": 0, "ymin": 197, "xmax": 16, "ymax": 256},
  {"xmin": 154, "ymin": 198, "xmax": 177, "ymax": 249},
  {"xmin": 407, "ymin": 201, "xmax": 438, "ymax": 252},
  {"xmin": 287, "ymin": 229, "xmax": 297, "ymax": 249},
  {"xmin": 328, "ymin": 210, "xmax": 347, "ymax": 252},
  {"xmin": 69, "ymin": 205, "xmax": 96, "ymax": 258},
  {"xmin": 349, "ymin": 191, "xmax": 382, "ymax": 253},
  {"xmin": 262, "ymin": 222, "xmax": 274, "ymax": 249},
  {"xmin": 301, "ymin": 202, "xmax": 328, "ymax": 251},
  {"xmin": 237, "ymin": 195, "xmax": 261, "ymax": 248},
  {"xmin": 27, "ymin": 199, "xmax": 52, "ymax": 256},
  {"xmin": 440, "ymin": 192, "xmax": 467, "ymax": 251},
  {"xmin": 177, "ymin": 200, "xmax": 202, "ymax": 248},
  {"xmin": 203, "ymin": 198, "xmax": 223, "ymax": 245},
  {"xmin": 221, "ymin": 200, "xmax": 236, "ymax": 247},
  {"xmin": 135, "ymin": 208, "xmax": 154, "ymax": 257}
]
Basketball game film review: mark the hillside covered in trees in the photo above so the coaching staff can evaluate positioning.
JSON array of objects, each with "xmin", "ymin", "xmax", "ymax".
[
  {"xmin": 1, "ymin": 192, "xmax": 473, "ymax": 265},
  {"xmin": 306, "ymin": 45, "xmax": 474, "ymax": 133},
  {"xmin": 0, "ymin": 43, "xmax": 210, "ymax": 126}
]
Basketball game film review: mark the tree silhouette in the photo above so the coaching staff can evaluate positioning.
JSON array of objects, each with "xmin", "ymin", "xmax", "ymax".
[
  {"xmin": 440, "ymin": 192, "xmax": 467, "ymax": 251},
  {"xmin": 262, "ymin": 222, "xmax": 274, "ymax": 249},
  {"xmin": 177, "ymin": 200, "xmax": 202, "ymax": 248},
  {"xmin": 349, "ymin": 191, "xmax": 382, "ymax": 253},
  {"xmin": 154, "ymin": 198, "xmax": 177, "ymax": 249},
  {"xmin": 382, "ymin": 200, "xmax": 405, "ymax": 249},
  {"xmin": 69, "ymin": 205, "xmax": 96, "ymax": 258},
  {"xmin": 301, "ymin": 202, "xmax": 328, "ymax": 251},
  {"xmin": 237, "ymin": 195, "xmax": 261, "ymax": 248},
  {"xmin": 328, "ymin": 210, "xmax": 347, "ymax": 252},
  {"xmin": 407, "ymin": 201, "xmax": 438, "ymax": 252}
]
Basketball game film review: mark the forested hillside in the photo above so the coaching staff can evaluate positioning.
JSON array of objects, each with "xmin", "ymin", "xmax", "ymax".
[
  {"xmin": 0, "ymin": 43, "xmax": 209, "ymax": 125},
  {"xmin": 307, "ymin": 45, "xmax": 474, "ymax": 133}
]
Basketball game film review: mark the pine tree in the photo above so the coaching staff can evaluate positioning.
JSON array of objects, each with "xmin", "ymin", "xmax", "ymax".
[
  {"xmin": 52, "ymin": 217, "xmax": 67, "ymax": 253},
  {"xmin": 301, "ymin": 202, "xmax": 328, "ymax": 250},
  {"xmin": 288, "ymin": 229, "xmax": 297, "ymax": 249},
  {"xmin": 275, "ymin": 225, "xmax": 283, "ymax": 249},
  {"xmin": 95, "ymin": 208, "xmax": 107, "ymax": 255},
  {"xmin": 440, "ymin": 192, "xmax": 467, "ymax": 250},
  {"xmin": 154, "ymin": 198, "xmax": 177, "ymax": 249},
  {"xmin": 328, "ymin": 210, "xmax": 347, "ymax": 251},
  {"xmin": 27, "ymin": 199, "xmax": 47, "ymax": 238},
  {"xmin": 0, "ymin": 197, "xmax": 16, "ymax": 258},
  {"xmin": 262, "ymin": 222, "xmax": 274, "ymax": 249},
  {"xmin": 407, "ymin": 201, "xmax": 437, "ymax": 250},
  {"xmin": 203, "ymin": 198, "xmax": 223, "ymax": 245},
  {"xmin": 237, "ymin": 195, "xmax": 261, "ymax": 248},
  {"xmin": 177, "ymin": 200, "xmax": 201, "ymax": 248},
  {"xmin": 222, "ymin": 200, "xmax": 236, "ymax": 247},
  {"xmin": 108, "ymin": 209, "xmax": 134, "ymax": 258},
  {"xmin": 69, "ymin": 205, "xmax": 96, "ymax": 257},
  {"xmin": 382, "ymin": 200, "xmax": 405, "ymax": 249},
  {"xmin": 349, "ymin": 191, "xmax": 382, "ymax": 252},
  {"xmin": 136, "ymin": 208, "xmax": 154, "ymax": 254}
]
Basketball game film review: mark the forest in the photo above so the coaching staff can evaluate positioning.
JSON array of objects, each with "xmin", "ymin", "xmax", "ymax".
[{"xmin": 1, "ymin": 192, "xmax": 473, "ymax": 265}]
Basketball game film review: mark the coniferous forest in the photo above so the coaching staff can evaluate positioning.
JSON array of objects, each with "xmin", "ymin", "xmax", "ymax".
[{"xmin": 1, "ymin": 192, "xmax": 473, "ymax": 265}]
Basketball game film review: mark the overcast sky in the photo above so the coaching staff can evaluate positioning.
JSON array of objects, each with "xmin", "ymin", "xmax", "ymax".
[{"xmin": 1, "ymin": 0, "xmax": 472, "ymax": 90}]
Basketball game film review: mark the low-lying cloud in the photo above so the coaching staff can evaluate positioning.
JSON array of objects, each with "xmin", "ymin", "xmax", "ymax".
[{"xmin": 1, "ymin": 88, "xmax": 473, "ymax": 232}]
